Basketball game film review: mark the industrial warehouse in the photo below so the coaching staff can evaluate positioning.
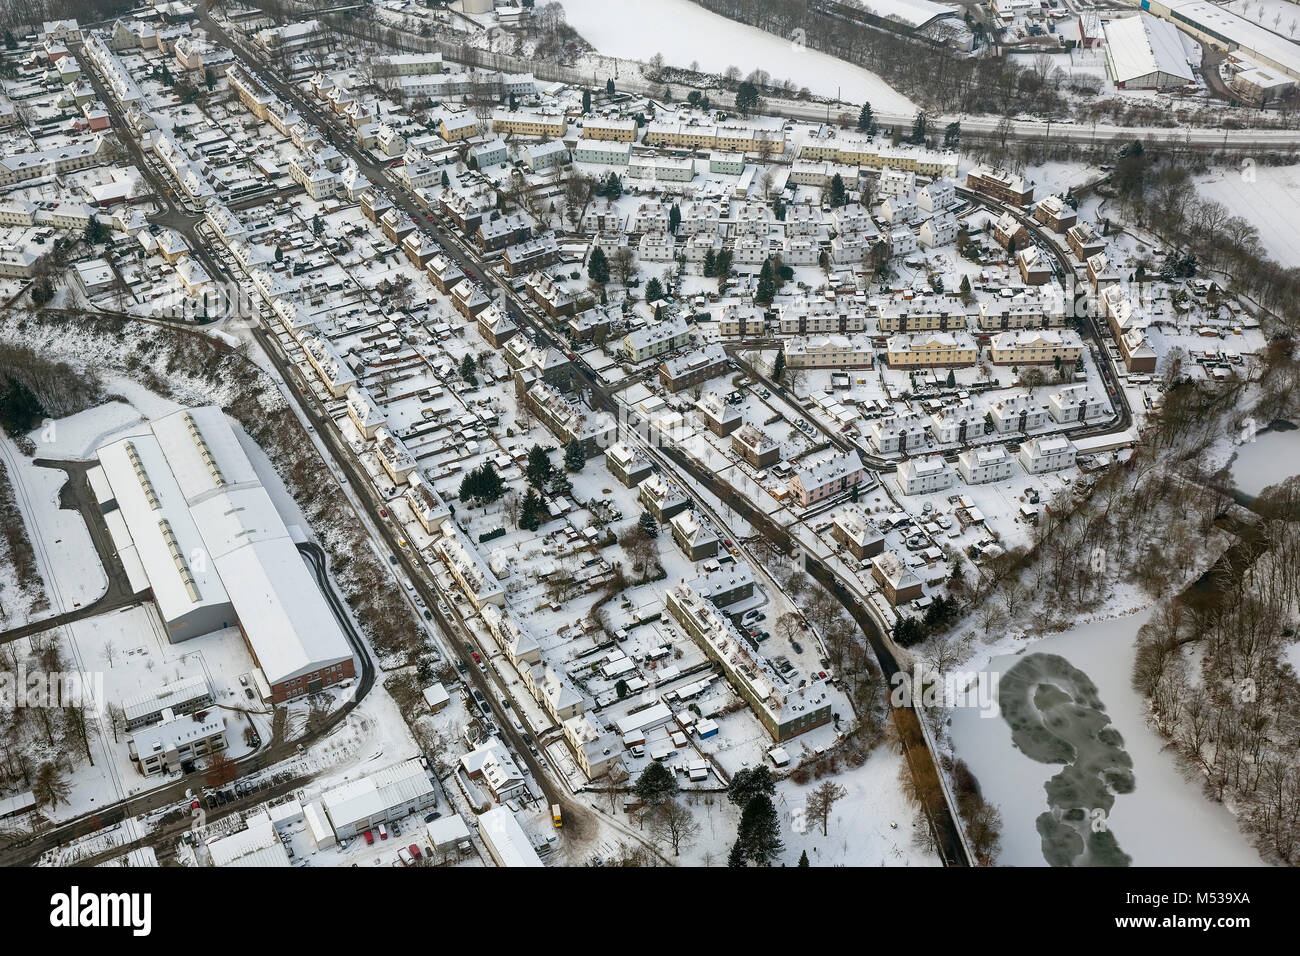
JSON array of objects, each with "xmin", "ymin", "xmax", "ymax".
[
  {"xmin": 1143, "ymin": 0, "xmax": 1300, "ymax": 80},
  {"xmin": 1103, "ymin": 13, "xmax": 1196, "ymax": 89},
  {"xmin": 90, "ymin": 407, "xmax": 356, "ymax": 703}
]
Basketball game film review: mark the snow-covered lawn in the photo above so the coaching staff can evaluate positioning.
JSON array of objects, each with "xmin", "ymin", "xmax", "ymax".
[
  {"xmin": 559, "ymin": 0, "xmax": 916, "ymax": 112},
  {"xmin": 949, "ymin": 610, "xmax": 1263, "ymax": 867},
  {"xmin": 1196, "ymin": 164, "xmax": 1300, "ymax": 269},
  {"xmin": 640, "ymin": 744, "xmax": 937, "ymax": 866}
]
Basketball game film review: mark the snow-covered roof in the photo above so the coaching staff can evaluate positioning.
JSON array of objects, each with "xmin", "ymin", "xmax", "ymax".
[
  {"xmin": 322, "ymin": 758, "xmax": 436, "ymax": 832},
  {"xmin": 96, "ymin": 433, "xmax": 230, "ymax": 626},
  {"xmin": 97, "ymin": 408, "xmax": 353, "ymax": 687},
  {"xmin": 478, "ymin": 806, "xmax": 543, "ymax": 867},
  {"xmin": 1103, "ymin": 14, "xmax": 1194, "ymax": 85},
  {"xmin": 206, "ymin": 815, "xmax": 291, "ymax": 867},
  {"xmin": 1160, "ymin": 0, "xmax": 1300, "ymax": 79}
]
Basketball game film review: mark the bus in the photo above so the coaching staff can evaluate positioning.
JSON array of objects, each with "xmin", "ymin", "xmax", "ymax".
[{"xmin": 552, "ymin": 804, "xmax": 562, "ymax": 829}]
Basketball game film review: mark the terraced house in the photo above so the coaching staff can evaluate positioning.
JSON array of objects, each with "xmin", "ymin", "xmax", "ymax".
[
  {"xmin": 886, "ymin": 331, "xmax": 979, "ymax": 367},
  {"xmin": 491, "ymin": 107, "xmax": 567, "ymax": 138},
  {"xmin": 989, "ymin": 329, "xmax": 1084, "ymax": 366}
]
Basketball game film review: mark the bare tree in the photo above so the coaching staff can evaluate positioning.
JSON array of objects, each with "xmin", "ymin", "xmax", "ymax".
[
  {"xmin": 600, "ymin": 762, "xmax": 630, "ymax": 813},
  {"xmin": 649, "ymin": 798, "xmax": 699, "ymax": 856},
  {"xmin": 611, "ymin": 246, "xmax": 637, "ymax": 286}
]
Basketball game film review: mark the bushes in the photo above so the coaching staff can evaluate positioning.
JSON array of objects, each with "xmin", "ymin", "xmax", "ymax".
[
  {"xmin": 0, "ymin": 457, "xmax": 42, "ymax": 605},
  {"xmin": 0, "ymin": 342, "xmax": 105, "ymax": 436}
]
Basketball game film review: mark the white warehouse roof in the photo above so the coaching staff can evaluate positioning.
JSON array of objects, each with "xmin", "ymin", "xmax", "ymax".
[
  {"xmin": 1104, "ymin": 14, "xmax": 1194, "ymax": 86},
  {"xmin": 96, "ymin": 407, "xmax": 353, "ymax": 687},
  {"xmin": 97, "ymin": 431, "xmax": 231, "ymax": 627}
]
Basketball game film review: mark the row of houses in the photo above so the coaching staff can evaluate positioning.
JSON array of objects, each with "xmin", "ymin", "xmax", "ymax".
[
  {"xmin": 881, "ymin": 328, "xmax": 1083, "ymax": 368},
  {"xmin": 870, "ymin": 385, "xmax": 1107, "ymax": 455},
  {"xmin": 894, "ymin": 433, "xmax": 1079, "ymax": 495}
]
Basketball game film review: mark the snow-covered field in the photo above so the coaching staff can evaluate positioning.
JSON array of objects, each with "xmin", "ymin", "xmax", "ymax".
[
  {"xmin": 949, "ymin": 611, "xmax": 1263, "ymax": 867},
  {"xmin": 559, "ymin": 0, "xmax": 916, "ymax": 112},
  {"xmin": 0, "ymin": 434, "xmax": 106, "ymax": 617},
  {"xmin": 1196, "ymin": 164, "xmax": 1300, "ymax": 269}
]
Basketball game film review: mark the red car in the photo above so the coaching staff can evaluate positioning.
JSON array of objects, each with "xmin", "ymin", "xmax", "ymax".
[
  {"xmin": 363, "ymin": 829, "xmax": 374, "ymax": 845},
  {"xmin": 380, "ymin": 508, "xmax": 388, "ymax": 517},
  {"xmin": 471, "ymin": 652, "xmax": 481, "ymax": 663},
  {"xmin": 408, "ymin": 844, "xmax": 422, "ymax": 860}
]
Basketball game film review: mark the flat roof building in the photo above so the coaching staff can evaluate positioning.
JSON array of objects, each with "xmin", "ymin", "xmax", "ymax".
[{"xmin": 321, "ymin": 758, "xmax": 438, "ymax": 839}]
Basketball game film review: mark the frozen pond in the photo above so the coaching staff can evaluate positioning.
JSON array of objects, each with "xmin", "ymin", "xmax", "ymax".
[
  {"xmin": 1229, "ymin": 423, "xmax": 1300, "ymax": 498},
  {"xmin": 560, "ymin": 0, "xmax": 917, "ymax": 113},
  {"xmin": 950, "ymin": 611, "xmax": 1263, "ymax": 866}
]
